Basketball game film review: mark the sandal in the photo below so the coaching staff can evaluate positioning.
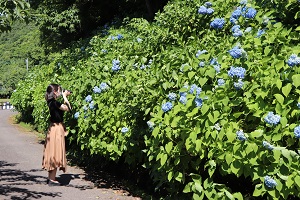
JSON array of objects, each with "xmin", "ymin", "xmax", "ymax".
[{"xmin": 48, "ymin": 179, "xmax": 61, "ymax": 186}]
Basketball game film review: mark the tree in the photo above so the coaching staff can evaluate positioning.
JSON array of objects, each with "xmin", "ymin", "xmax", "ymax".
[{"xmin": 0, "ymin": 0, "xmax": 30, "ymax": 32}]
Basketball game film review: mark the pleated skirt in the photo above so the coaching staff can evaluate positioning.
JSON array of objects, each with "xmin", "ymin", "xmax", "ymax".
[{"xmin": 42, "ymin": 122, "xmax": 67, "ymax": 172}]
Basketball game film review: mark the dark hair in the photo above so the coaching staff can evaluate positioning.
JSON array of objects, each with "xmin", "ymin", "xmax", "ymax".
[{"xmin": 45, "ymin": 84, "xmax": 61, "ymax": 101}]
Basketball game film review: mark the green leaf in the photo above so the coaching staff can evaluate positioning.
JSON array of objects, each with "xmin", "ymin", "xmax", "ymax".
[
  {"xmin": 165, "ymin": 141, "xmax": 173, "ymax": 154},
  {"xmin": 253, "ymin": 184, "xmax": 263, "ymax": 197},
  {"xmin": 276, "ymin": 80, "xmax": 282, "ymax": 90},
  {"xmin": 282, "ymin": 83, "xmax": 292, "ymax": 97},
  {"xmin": 160, "ymin": 153, "xmax": 168, "ymax": 166},
  {"xmin": 201, "ymin": 104, "xmax": 210, "ymax": 115},
  {"xmin": 274, "ymin": 94, "xmax": 284, "ymax": 105},
  {"xmin": 188, "ymin": 71, "xmax": 196, "ymax": 79},
  {"xmin": 199, "ymin": 78, "xmax": 208, "ymax": 87},
  {"xmin": 292, "ymin": 74, "xmax": 300, "ymax": 88}
]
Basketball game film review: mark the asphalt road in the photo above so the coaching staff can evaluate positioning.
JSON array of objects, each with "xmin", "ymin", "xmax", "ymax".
[{"xmin": 0, "ymin": 110, "xmax": 141, "ymax": 200}]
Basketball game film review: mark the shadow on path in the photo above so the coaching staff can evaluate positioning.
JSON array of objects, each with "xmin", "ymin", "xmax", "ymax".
[{"xmin": 0, "ymin": 160, "xmax": 62, "ymax": 199}]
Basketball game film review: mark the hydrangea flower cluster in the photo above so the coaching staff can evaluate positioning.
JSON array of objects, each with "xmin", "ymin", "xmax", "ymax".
[
  {"xmin": 100, "ymin": 82, "xmax": 109, "ymax": 91},
  {"xmin": 85, "ymin": 95, "xmax": 92, "ymax": 102},
  {"xmin": 162, "ymin": 102, "xmax": 173, "ymax": 112},
  {"xmin": 210, "ymin": 18, "xmax": 226, "ymax": 29},
  {"xmin": 297, "ymin": 102, "xmax": 300, "ymax": 108},
  {"xmin": 228, "ymin": 66, "xmax": 246, "ymax": 79},
  {"xmin": 168, "ymin": 93, "xmax": 177, "ymax": 101},
  {"xmin": 199, "ymin": 61, "xmax": 205, "ymax": 67},
  {"xmin": 236, "ymin": 130, "xmax": 247, "ymax": 141},
  {"xmin": 244, "ymin": 8, "xmax": 257, "ymax": 19},
  {"xmin": 264, "ymin": 112, "xmax": 281, "ymax": 126},
  {"xmin": 263, "ymin": 141, "xmax": 274, "ymax": 151},
  {"xmin": 93, "ymin": 86, "xmax": 101, "ymax": 94},
  {"xmin": 231, "ymin": 25, "xmax": 243, "ymax": 37},
  {"xmin": 189, "ymin": 84, "xmax": 202, "ymax": 97},
  {"xmin": 228, "ymin": 45, "xmax": 246, "ymax": 59},
  {"xmin": 121, "ymin": 127, "xmax": 129, "ymax": 133},
  {"xmin": 209, "ymin": 58, "xmax": 221, "ymax": 73},
  {"xmin": 101, "ymin": 49, "xmax": 108, "ymax": 53},
  {"xmin": 234, "ymin": 79, "xmax": 244, "ymax": 90},
  {"xmin": 218, "ymin": 79, "xmax": 225, "ymax": 86},
  {"xmin": 137, "ymin": 38, "xmax": 142, "ymax": 43},
  {"xmin": 179, "ymin": 95, "xmax": 187, "ymax": 105},
  {"xmin": 89, "ymin": 101, "xmax": 95, "ymax": 110},
  {"xmin": 287, "ymin": 54, "xmax": 300, "ymax": 67},
  {"xmin": 264, "ymin": 176, "xmax": 277, "ymax": 188},
  {"xmin": 256, "ymin": 29, "xmax": 266, "ymax": 38},
  {"xmin": 195, "ymin": 98, "xmax": 203, "ymax": 107},
  {"xmin": 196, "ymin": 50, "xmax": 208, "ymax": 58},
  {"xmin": 110, "ymin": 34, "xmax": 123, "ymax": 40},
  {"xmin": 294, "ymin": 125, "xmax": 300, "ymax": 139},
  {"xmin": 244, "ymin": 27, "xmax": 252, "ymax": 33},
  {"xmin": 112, "ymin": 59, "xmax": 121, "ymax": 71},
  {"xmin": 74, "ymin": 112, "xmax": 80, "ymax": 119},
  {"xmin": 230, "ymin": 7, "xmax": 242, "ymax": 24},
  {"xmin": 198, "ymin": 2, "xmax": 214, "ymax": 15}
]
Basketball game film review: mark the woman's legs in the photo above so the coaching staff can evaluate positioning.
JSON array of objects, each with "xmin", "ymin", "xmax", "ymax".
[{"xmin": 48, "ymin": 168, "xmax": 57, "ymax": 181}]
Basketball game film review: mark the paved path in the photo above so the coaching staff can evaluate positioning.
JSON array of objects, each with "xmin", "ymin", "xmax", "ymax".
[{"xmin": 0, "ymin": 110, "xmax": 141, "ymax": 200}]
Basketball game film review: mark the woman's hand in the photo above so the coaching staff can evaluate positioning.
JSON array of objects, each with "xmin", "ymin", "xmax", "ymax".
[{"xmin": 63, "ymin": 90, "xmax": 71, "ymax": 97}]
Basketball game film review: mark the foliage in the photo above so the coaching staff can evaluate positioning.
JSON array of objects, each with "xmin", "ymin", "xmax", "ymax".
[
  {"xmin": 11, "ymin": 0, "xmax": 300, "ymax": 199},
  {"xmin": 0, "ymin": 0, "xmax": 30, "ymax": 32},
  {"xmin": 34, "ymin": 0, "xmax": 168, "ymax": 53},
  {"xmin": 0, "ymin": 21, "xmax": 45, "ymax": 96}
]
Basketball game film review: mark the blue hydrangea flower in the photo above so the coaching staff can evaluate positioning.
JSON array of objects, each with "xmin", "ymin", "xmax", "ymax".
[
  {"xmin": 100, "ymin": 82, "xmax": 109, "ymax": 91},
  {"xmin": 195, "ymin": 98, "xmax": 203, "ymax": 107},
  {"xmin": 236, "ymin": 130, "xmax": 247, "ymax": 141},
  {"xmin": 234, "ymin": 79, "xmax": 244, "ymax": 90},
  {"xmin": 262, "ymin": 16, "xmax": 270, "ymax": 25},
  {"xmin": 83, "ymin": 105, "xmax": 88, "ymax": 111},
  {"xmin": 196, "ymin": 50, "xmax": 207, "ymax": 58},
  {"xmin": 74, "ymin": 112, "xmax": 80, "ymax": 119},
  {"xmin": 264, "ymin": 112, "xmax": 281, "ymax": 125},
  {"xmin": 93, "ymin": 86, "xmax": 101, "ymax": 94},
  {"xmin": 205, "ymin": 2, "xmax": 213, "ymax": 7},
  {"xmin": 264, "ymin": 176, "xmax": 277, "ymax": 188},
  {"xmin": 179, "ymin": 92, "xmax": 187, "ymax": 97},
  {"xmin": 168, "ymin": 93, "xmax": 177, "ymax": 101},
  {"xmin": 263, "ymin": 141, "xmax": 274, "ymax": 150},
  {"xmin": 117, "ymin": 34, "xmax": 124, "ymax": 40},
  {"xmin": 233, "ymin": 30, "xmax": 243, "ymax": 37},
  {"xmin": 206, "ymin": 8, "xmax": 214, "ymax": 15},
  {"xmin": 218, "ymin": 79, "xmax": 225, "ymax": 86},
  {"xmin": 230, "ymin": 17, "xmax": 237, "ymax": 24},
  {"xmin": 112, "ymin": 59, "xmax": 121, "ymax": 71},
  {"xmin": 210, "ymin": 18, "xmax": 226, "ymax": 29},
  {"xmin": 256, "ymin": 29, "xmax": 266, "ymax": 38},
  {"xmin": 198, "ymin": 6, "xmax": 207, "ymax": 14},
  {"xmin": 89, "ymin": 101, "xmax": 95, "ymax": 110},
  {"xmin": 162, "ymin": 102, "xmax": 173, "ymax": 112},
  {"xmin": 101, "ymin": 49, "xmax": 108, "ymax": 53},
  {"xmin": 210, "ymin": 58, "xmax": 219, "ymax": 65},
  {"xmin": 245, "ymin": 8, "xmax": 257, "ymax": 19},
  {"xmin": 147, "ymin": 121, "xmax": 155, "ymax": 130},
  {"xmin": 294, "ymin": 125, "xmax": 300, "ymax": 139},
  {"xmin": 148, "ymin": 59, "xmax": 153, "ymax": 65},
  {"xmin": 85, "ymin": 95, "xmax": 92, "ymax": 102},
  {"xmin": 287, "ymin": 54, "xmax": 300, "ymax": 67},
  {"xmin": 199, "ymin": 61, "xmax": 205, "ymax": 67},
  {"xmin": 189, "ymin": 84, "xmax": 202, "ymax": 97},
  {"xmin": 240, "ymin": 0, "xmax": 247, "ymax": 4},
  {"xmin": 137, "ymin": 38, "xmax": 142, "ymax": 43},
  {"xmin": 231, "ymin": 9, "xmax": 242, "ymax": 19},
  {"xmin": 214, "ymin": 65, "xmax": 221, "ymax": 73},
  {"xmin": 179, "ymin": 96, "xmax": 187, "ymax": 105},
  {"xmin": 228, "ymin": 45, "xmax": 246, "ymax": 59},
  {"xmin": 121, "ymin": 127, "xmax": 129, "ymax": 133},
  {"xmin": 140, "ymin": 64, "xmax": 146, "ymax": 70},
  {"xmin": 297, "ymin": 102, "xmax": 300, "ymax": 108},
  {"xmin": 228, "ymin": 66, "xmax": 246, "ymax": 79},
  {"xmin": 231, "ymin": 25, "xmax": 241, "ymax": 32},
  {"xmin": 245, "ymin": 27, "xmax": 252, "ymax": 33}
]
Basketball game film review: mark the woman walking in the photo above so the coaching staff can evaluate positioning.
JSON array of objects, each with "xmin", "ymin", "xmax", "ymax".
[{"xmin": 42, "ymin": 84, "xmax": 71, "ymax": 186}]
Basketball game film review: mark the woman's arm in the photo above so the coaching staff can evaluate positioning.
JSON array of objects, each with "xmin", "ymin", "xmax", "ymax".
[{"xmin": 59, "ymin": 90, "xmax": 72, "ymax": 111}]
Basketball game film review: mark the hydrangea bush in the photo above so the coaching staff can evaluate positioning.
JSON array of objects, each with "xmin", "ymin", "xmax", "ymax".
[{"xmin": 11, "ymin": 0, "xmax": 300, "ymax": 199}]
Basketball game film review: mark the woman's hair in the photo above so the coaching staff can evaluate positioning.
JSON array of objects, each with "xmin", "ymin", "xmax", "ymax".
[{"xmin": 45, "ymin": 84, "xmax": 61, "ymax": 101}]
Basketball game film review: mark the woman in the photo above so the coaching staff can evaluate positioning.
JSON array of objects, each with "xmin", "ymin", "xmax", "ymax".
[{"xmin": 42, "ymin": 84, "xmax": 71, "ymax": 186}]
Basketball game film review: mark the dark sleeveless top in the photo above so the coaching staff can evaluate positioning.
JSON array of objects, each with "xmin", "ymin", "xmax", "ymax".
[{"xmin": 47, "ymin": 99, "xmax": 63, "ymax": 123}]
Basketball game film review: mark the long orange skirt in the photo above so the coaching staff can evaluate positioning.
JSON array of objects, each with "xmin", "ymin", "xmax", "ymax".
[{"xmin": 42, "ymin": 122, "xmax": 67, "ymax": 172}]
